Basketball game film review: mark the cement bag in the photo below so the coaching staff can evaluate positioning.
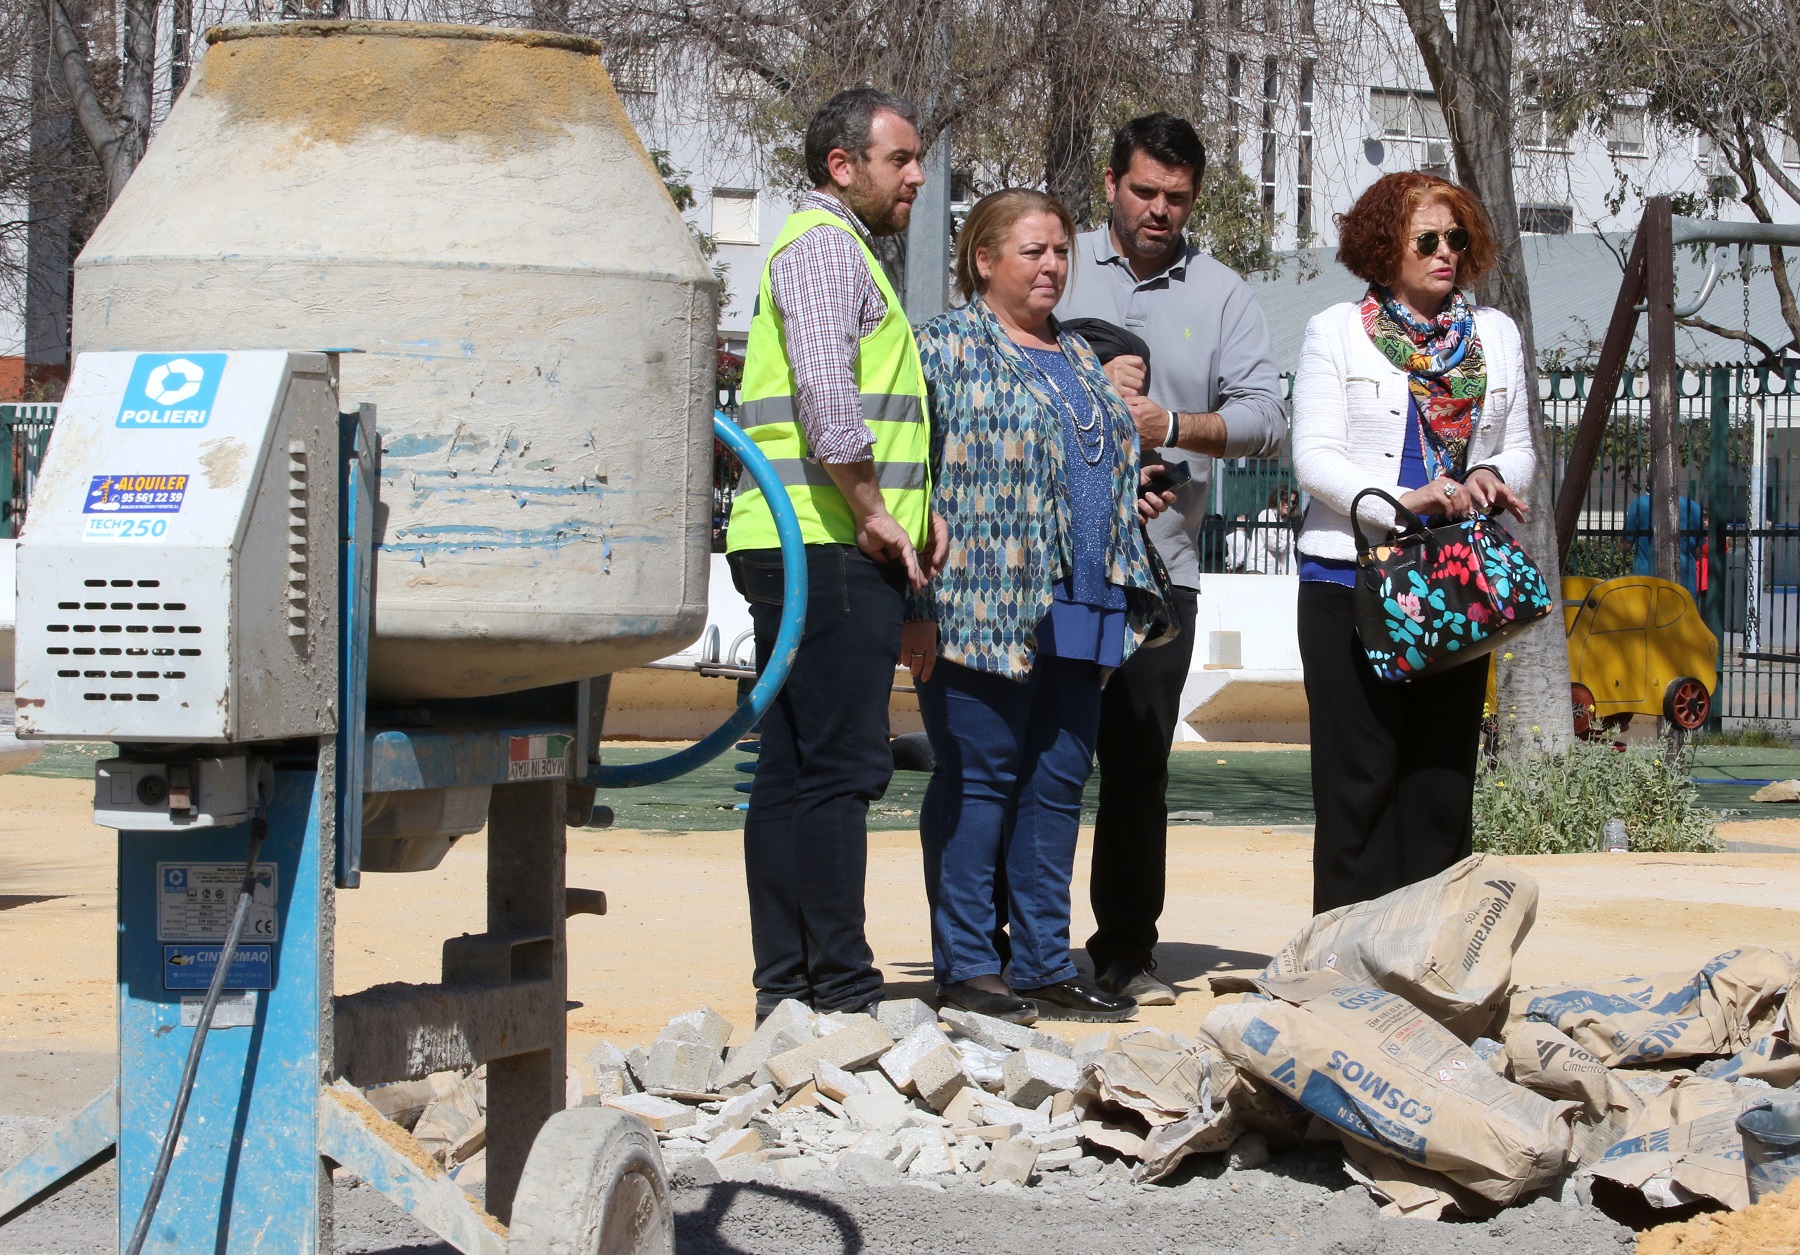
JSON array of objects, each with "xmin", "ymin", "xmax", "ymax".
[
  {"xmin": 1712, "ymin": 973, "xmax": 1800, "ymax": 1087},
  {"xmin": 1591, "ymin": 1076, "xmax": 1759, "ymax": 1210},
  {"xmin": 1204, "ymin": 971, "xmax": 1577, "ymax": 1204},
  {"xmin": 1521, "ymin": 947, "xmax": 1793, "ymax": 1066},
  {"xmin": 1503, "ymin": 1020, "xmax": 1642, "ymax": 1166},
  {"xmin": 1076, "ymin": 1028, "xmax": 1243, "ymax": 1182},
  {"xmin": 1242, "ymin": 854, "xmax": 1536, "ymax": 1039},
  {"xmin": 1338, "ymin": 1135, "xmax": 1493, "ymax": 1220}
]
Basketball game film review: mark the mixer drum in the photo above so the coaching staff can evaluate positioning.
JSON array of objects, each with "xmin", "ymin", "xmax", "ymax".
[{"xmin": 72, "ymin": 22, "xmax": 716, "ymax": 699}]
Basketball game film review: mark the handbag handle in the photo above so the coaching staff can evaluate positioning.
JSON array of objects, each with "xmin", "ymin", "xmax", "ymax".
[{"xmin": 1349, "ymin": 486, "xmax": 1431, "ymax": 554}]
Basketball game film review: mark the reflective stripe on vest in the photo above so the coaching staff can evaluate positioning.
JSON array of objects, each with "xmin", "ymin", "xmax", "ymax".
[{"xmin": 725, "ymin": 208, "xmax": 932, "ymax": 553}]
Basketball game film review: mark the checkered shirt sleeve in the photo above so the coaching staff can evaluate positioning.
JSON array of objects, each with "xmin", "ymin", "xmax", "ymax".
[{"xmin": 767, "ymin": 193, "xmax": 889, "ymax": 465}]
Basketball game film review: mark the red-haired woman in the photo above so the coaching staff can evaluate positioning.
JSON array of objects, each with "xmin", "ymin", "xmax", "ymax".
[{"xmin": 1292, "ymin": 172, "xmax": 1534, "ymax": 915}]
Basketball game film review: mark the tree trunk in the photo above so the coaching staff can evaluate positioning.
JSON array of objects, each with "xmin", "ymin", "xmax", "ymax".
[
  {"xmin": 1042, "ymin": 0, "xmax": 1099, "ymax": 226},
  {"xmin": 1397, "ymin": 0, "xmax": 1574, "ymax": 754},
  {"xmin": 45, "ymin": 0, "xmax": 156, "ymax": 206},
  {"xmin": 25, "ymin": 0, "xmax": 77, "ymax": 397}
]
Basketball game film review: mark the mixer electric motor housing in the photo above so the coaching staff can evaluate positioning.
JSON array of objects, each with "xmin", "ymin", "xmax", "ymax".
[{"xmin": 16, "ymin": 350, "xmax": 340, "ymax": 744}]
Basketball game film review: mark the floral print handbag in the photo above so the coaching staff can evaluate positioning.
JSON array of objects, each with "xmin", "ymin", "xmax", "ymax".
[{"xmin": 1349, "ymin": 487, "xmax": 1554, "ymax": 682}]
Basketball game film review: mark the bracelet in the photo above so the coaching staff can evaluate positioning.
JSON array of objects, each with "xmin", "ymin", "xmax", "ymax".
[{"xmin": 1165, "ymin": 410, "xmax": 1180, "ymax": 448}]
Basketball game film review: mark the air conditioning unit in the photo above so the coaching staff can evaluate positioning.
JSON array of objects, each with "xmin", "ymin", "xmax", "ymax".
[{"xmin": 1423, "ymin": 140, "xmax": 1451, "ymax": 169}]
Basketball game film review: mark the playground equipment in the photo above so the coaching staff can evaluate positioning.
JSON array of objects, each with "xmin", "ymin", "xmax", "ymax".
[
  {"xmin": 1563, "ymin": 576, "xmax": 1718, "ymax": 737},
  {"xmin": 0, "ymin": 23, "xmax": 807, "ymax": 1255}
]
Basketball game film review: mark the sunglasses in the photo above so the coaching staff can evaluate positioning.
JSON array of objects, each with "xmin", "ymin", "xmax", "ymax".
[{"xmin": 1412, "ymin": 227, "xmax": 1471, "ymax": 257}]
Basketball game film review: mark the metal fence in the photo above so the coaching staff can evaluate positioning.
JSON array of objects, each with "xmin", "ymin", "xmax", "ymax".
[
  {"xmin": 1542, "ymin": 363, "xmax": 1800, "ymax": 725},
  {"xmin": 0, "ymin": 404, "xmax": 57, "ymax": 539}
]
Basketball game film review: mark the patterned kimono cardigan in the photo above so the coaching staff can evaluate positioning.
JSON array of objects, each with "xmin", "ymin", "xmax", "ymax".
[{"xmin": 906, "ymin": 295, "xmax": 1170, "ymax": 679}]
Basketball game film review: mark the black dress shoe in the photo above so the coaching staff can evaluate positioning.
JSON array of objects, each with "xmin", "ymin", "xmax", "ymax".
[
  {"xmin": 937, "ymin": 981, "xmax": 1039, "ymax": 1025},
  {"xmin": 1014, "ymin": 976, "xmax": 1136, "ymax": 1023}
]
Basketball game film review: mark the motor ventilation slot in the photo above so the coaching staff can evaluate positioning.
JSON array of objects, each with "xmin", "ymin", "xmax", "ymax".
[
  {"xmin": 44, "ymin": 580, "xmax": 204, "ymax": 708},
  {"xmin": 286, "ymin": 440, "xmax": 309, "ymax": 639}
]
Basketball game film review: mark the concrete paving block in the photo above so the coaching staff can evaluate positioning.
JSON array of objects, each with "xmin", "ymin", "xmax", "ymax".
[
  {"xmin": 890, "ymin": 1140, "xmax": 921, "ymax": 1173},
  {"xmin": 1001, "ymin": 1049, "xmax": 1080, "ymax": 1110},
  {"xmin": 841, "ymin": 1130, "xmax": 900, "ymax": 1162},
  {"xmin": 909, "ymin": 1044, "xmax": 972, "ymax": 1112},
  {"xmin": 1030, "ymin": 1128, "xmax": 1079, "ymax": 1152},
  {"xmin": 939, "ymin": 1086, "xmax": 981, "ymax": 1129},
  {"xmin": 980, "ymin": 1136, "xmax": 1038, "ymax": 1186},
  {"xmin": 1049, "ymin": 1108, "xmax": 1078, "ymax": 1131},
  {"xmin": 602, "ymin": 1093, "xmax": 696, "ymax": 1133},
  {"xmin": 770, "ymin": 1155, "xmax": 826, "ymax": 1185},
  {"xmin": 1067, "ymin": 1155, "xmax": 1103, "ymax": 1179},
  {"xmin": 775, "ymin": 1081, "xmax": 820, "ymax": 1113},
  {"xmin": 857, "ymin": 1069, "xmax": 903, "ymax": 1102},
  {"xmin": 626, "ymin": 1047, "xmax": 651, "ymax": 1088},
  {"xmin": 703, "ymin": 1126, "xmax": 764, "ymax": 1163},
  {"xmin": 878, "ymin": 1023, "xmax": 953, "ymax": 1093},
  {"xmin": 876, "ymin": 998, "xmax": 942, "ymax": 1040},
  {"xmin": 953, "ymin": 1134, "xmax": 989, "ymax": 1174},
  {"xmin": 717, "ymin": 1000, "xmax": 815, "ymax": 1089},
  {"xmin": 977, "ymin": 1097, "xmax": 1049, "ymax": 1135},
  {"xmin": 940, "ymin": 1007, "xmax": 1073, "ymax": 1057},
  {"xmin": 1050, "ymin": 1090, "xmax": 1075, "ymax": 1119},
  {"xmin": 642, "ymin": 1038, "xmax": 722, "ymax": 1093},
  {"xmin": 699, "ymin": 1082, "xmax": 777, "ymax": 1140},
  {"xmin": 898, "ymin": 1126, "xmax": 955, "ymax": 1176},
  {"xmin": 585, "ymin": 1069, "xmax": 634, "ymax": 1102},
  {"xmin": 661, "ymin": 1006, "xmax": 733, "ymax": 1054},
  {"xmin": 1035, "ymin": 1145, "xmax": 1082, "ymax": 1172},
  {"xmin": 814, "ymin": 1060, "xmax": 868, "ymax": 1103},
  {"xmin": 765, "ymin": 1017, "xmax": 895, "ymax": 1091},
  {"xmin": 842, "ymin": 1090, "xmax": 914, "ymax": 1133}
]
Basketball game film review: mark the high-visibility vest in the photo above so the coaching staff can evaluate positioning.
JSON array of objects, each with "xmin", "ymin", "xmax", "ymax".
[{"xmin": 725, "ymin": 208, "xmax": 931, "ymax": 552}]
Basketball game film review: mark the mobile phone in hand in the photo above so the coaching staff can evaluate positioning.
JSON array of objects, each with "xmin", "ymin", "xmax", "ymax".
[{"xmin": 1142, "ymin": 460, "xmax": 1194, "ymax": 497}]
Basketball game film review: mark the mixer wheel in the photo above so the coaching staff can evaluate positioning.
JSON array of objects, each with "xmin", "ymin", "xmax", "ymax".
[{"xmin": 508, "ymin": 1108, "xmax": 673, "ymax": 1255}]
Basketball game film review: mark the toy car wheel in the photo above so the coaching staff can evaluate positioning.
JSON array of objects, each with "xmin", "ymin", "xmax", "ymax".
[
  {"xmin": 1663, "ymin": 677, "xmax": 1711, "ymax": 731},
  {"xmin": 1570, "ymin": 683, "xmax": 1597, "ymax": 739}
]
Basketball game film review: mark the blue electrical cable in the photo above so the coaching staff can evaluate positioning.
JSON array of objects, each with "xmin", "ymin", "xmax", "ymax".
[{"xmin": 582, "ymin": 411, "xmax": 808, "ymax": 790}]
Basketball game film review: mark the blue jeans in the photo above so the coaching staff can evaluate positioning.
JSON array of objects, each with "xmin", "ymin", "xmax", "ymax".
[{"xmin": 916, "ymin": 655, "xmax": 1103, "ymax": 988}]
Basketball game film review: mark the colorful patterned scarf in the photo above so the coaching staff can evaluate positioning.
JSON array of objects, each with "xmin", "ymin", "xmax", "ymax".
[{"xmin": 1360, "ymin": 285, "xmax": 1486, "ymax": 479}]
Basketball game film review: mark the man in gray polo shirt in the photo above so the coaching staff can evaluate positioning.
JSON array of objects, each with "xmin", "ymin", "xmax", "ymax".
[{"xmin": 1055, "ymin": 112, "xmax": 1286, "ymax": 1005}]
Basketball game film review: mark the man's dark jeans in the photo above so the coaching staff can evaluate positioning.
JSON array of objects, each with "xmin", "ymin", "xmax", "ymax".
[
  {"xmin": 731, "ymin": 544, "xmax": 905, "ymax": 1015},
  {"xmin": 1086, "ymin": 586, "xmax": 1199, "ymax": 976}
]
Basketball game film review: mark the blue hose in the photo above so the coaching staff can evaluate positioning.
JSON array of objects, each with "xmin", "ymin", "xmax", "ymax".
[{"xmin": 582, "ymin": 411, "xmax": 807, "ymax": 789}]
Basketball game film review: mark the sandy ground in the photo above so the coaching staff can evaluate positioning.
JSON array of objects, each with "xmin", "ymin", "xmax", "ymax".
[{"xmin": 4, "ymin": 771, "xmax": 1800, "ymax": 1067}]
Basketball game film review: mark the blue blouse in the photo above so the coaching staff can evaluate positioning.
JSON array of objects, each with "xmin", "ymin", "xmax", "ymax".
[
  {"xmin": 1021, "ymin": 345, "xmax": 1128, "ymax": 666},
  {"xmin": 1300, "ymin": 395, "xmax": 1431, "ymax": 587}
]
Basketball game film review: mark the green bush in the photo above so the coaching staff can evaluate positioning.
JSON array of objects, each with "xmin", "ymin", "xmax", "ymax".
[
  {"xmin": 1691, "ymin": 720, "xmax": 1793, "ymax": 748},
  {"xmin": 1473, "ymin": 738, "xmax": 1721, "ymax": 855}
]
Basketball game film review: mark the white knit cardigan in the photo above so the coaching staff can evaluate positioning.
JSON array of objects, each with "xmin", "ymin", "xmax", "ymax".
[{"xmin": 1291, "ymin": 298, "xmax": 1536, "ymax": 563}]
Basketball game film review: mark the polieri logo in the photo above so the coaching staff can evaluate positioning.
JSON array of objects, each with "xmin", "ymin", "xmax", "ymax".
[{"xmin": 117, "ymin": 353, "xmax": 227, "ymax": 428}]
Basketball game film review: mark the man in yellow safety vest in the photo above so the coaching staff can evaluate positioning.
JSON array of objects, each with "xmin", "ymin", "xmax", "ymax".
[{"xmin": 726, "ymin": 88, "xmax": 946, "ymax": 1022}]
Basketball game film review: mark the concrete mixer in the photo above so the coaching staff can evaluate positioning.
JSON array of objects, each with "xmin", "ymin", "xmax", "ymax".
[{"xmin": 0, "ymin": 23, "xmax": 808, "ymax": 1255}]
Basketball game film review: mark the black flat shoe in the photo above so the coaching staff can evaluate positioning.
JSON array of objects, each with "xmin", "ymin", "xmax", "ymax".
[
  {"xmin": 937, "ymin": 981, "xmax": 1039, "ymax": 1025},
  {"xmin": 1014, "ymin": 977, "xmax": 1136, "ymax": 1023}
]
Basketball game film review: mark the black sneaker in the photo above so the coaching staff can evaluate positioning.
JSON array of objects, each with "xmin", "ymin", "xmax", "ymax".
[
  {"xmin": 937, "ymin": 981, "xmax": 1039, "ymax": 1025},
  {"xmin": 1013, "ymin": 976, "xmax": 1136, "ymax": 1023}
]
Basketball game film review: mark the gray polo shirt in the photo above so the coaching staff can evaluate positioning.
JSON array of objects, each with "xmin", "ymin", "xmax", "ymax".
[{"xmin": 1055, "ymin": 228, "xmax": 1287, "ymax": 589}]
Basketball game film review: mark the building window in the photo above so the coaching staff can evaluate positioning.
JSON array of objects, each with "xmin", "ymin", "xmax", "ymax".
[
  {"xmin": 607, "ymin": 48, "xmax": 657, "ymax": 96},
  {"xmin": 1519, "ymin": 73, "xmax": 1572, "ymax": 152},
  {"xmin": 1226, "ymin": 53, "xmax": 1243, "ymax": 168},
  {"xmin": 1608, "ymin": 105, "xmax": 1647, "ymax": 157},
  {"xmin": 1298, "ymin": 0, "xmax": 1315, "ymax": 38},
  {"xmin": 1782, "ymin": 131, "xmax": 1799, "ymax": 167},
  {"xmin": 711, "ymin": 190, "xmax": 760, "ymax": 245},
  {"xmin": 1371, "ymin": 87, "xmax": 1450, "ymax": 171},
  {"xmin": 1297, "ymin": 60, "xmax": 1315, "ymax": 240},
  {"xmin": 1261, "ymin": 58, "xmax": 1279, "ymax": 233},
  {"xmin": 1519, "ymin": 204, "xmax": 1573, "ymax": 235}
]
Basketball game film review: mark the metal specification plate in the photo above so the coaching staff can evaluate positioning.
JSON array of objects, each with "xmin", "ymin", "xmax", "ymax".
[
  {"xmin": 179, "ymin": 991, "xmax": 258, "ymax": 1027},
  {"xmin": 162, "ymin": 944, "xmax": 273, "ymax": 991},
  {"xmin": 156, "ymin": 863, "xmax": 278, "ymax": 943}
]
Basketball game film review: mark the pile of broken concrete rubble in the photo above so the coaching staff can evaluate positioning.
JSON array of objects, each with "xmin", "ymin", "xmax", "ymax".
[{"xmin": 363, "ymin": 853, "xmax": 1800, "ymax": 1220}]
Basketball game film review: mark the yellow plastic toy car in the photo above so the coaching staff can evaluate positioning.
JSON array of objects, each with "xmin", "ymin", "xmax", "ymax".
[
  {"xmin": 1564, "ymin": 575, "xmax": 1718, "ymax": 735},
  {"xmin": 1486, "ymin": 575, "xmax": 1718, "ymax": 737}
]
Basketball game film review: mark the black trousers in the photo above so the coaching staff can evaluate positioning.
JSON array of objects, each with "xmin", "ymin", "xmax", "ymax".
[
  {"xmin": 1086, "ymin": 586, "xmax": 1199, "ymax": 974},
  {"xmin": 731, "ymin": 544, "xmax": 905, "ymax": 1015},
  {"xmin": 1297, "ymin": 580, "xmax": 1488, "ymax": 916}
]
